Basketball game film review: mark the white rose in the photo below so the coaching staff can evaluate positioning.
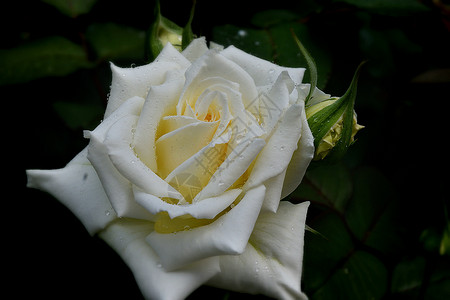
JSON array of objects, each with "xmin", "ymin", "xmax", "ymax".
[{"xmin": 27, "ymin": 38, "xmax": 314, "ymax": 300}]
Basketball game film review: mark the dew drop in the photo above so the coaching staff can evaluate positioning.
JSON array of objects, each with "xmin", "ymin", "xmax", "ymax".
[
  {"xmin": 280, "ymin": 145, "xmax": 286, "ymax": 151},
  {"xmin": 268, "ymin": 69, "xmax": 275, "ymax": 74},
  {"xmin": 105, "ymin": 210, "xmax": 111, "ymax": 216},
  {"xmin": 237, "ymin": 30, "xmax": 247, "ymax": 37},
  {"xmin": 218, "ymin": 181, "xmax": 224, "ymax": 187}
]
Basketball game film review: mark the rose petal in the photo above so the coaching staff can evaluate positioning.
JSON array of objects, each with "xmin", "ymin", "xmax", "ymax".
[
  {"xmin": 178, "ymin": 50, "xmax": 258, "ymax": 116},
  {"xmin": 146, "ymin": 185, "xmax": 266, "ymax": 271},
  {"xmin": 163, "ymin": 131, "xmax": 232, "ymax": 202},
  {"xmin": 26, "ymin": 149, "xmax": 116, "ymax": 234},
  {"xmin": 259, "ymin": 71, "xmax": 295, "ymax": 135},
  {"xmin": 194, "ymin": 137, "xmax": 266, "ymax": 201},
  {"xmin": 181, "ymin": 37, "xmax": 209, "ymax": 62},
  {"xmin": 221, "ymin": 45, "xmax": 305, "ymax": 86},
  {"xmin": 134, "ymin": 187, "xmax": 241, "ymax": 219},
  {"xmin": 156, "ymin": 120, "xmax": 219, "ymax": 179},
  {"xmin": 85, "ymin": 96, "xmax": 153, "ymax": 220},
  {"xmin": 105, "ymin": 43, "xmax": 189, "ymax": 118},
  {"xmin": 99, "ymin": 219, "xmax": 220, "ymax": 300},
  {"xmin": 158, "ymin": 115, "xmax": 198, "ymax": 136},
  {"xmin": 281, "ymin": 101, "xmax": 315, "ymax": 198},
  {"xmin": 133, "ymin": 69, "xmax": 186, "ymax": 172},
  {"xmin": 261, "ymin": 169, "xmax": 287, "ymax": 213},
  {"xmin": 244, "ymin": 103, "xmax": 304, "ymax": 208},
  {"xmin": 104, "ymin": 115, "xmax": 183, "ymax": 201},
  {"xmin": 208, "ymin": 201, "xmax": 309, "ymax": 300}
]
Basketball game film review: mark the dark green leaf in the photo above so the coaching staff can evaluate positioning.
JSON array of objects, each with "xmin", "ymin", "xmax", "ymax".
[
  {"xmin": 391, "ymin": 256, "xmax": 426, "ymax": 295},
  {"xmin": 86, "ymin": 23, "xmax": 146, "ymax": 62},
  {"xmin": 269, "ymin": 22, "xmax": 332, "ymax": 89},
  {"xmin": 0, "ymin": 36, "xmax": 91, "ymax": 85},
  {"xmin": 312, "ymin": 251, "xmax": 387, "ymax": 300},
  {"xmin": 295, "ymin": 163, "xmax": 352, "ymax": 213},
  {"xmin": 53, "ymin": 101, "xmax": 103, "ymax": 130},
  {"xmin": 345, "ymin": 167, "xmax": 393, "ymax": 240},
  {"xmin": 212, "ymin": 25, "xmax": 273, "ymax": 61},
  {"xmin": 251, "ymin": 9, "xmax": 299, "ymax": 28},
  {"xmin": 304, "ymin": 211, "xmax": 354, "ymax": 293},
  {"xmin": 41, "ymin": 0, "xmax": 97, "ymax": 18},
  {"xmin": 334, "ymin": 0, "xmax": 430, "ymax": 16}
]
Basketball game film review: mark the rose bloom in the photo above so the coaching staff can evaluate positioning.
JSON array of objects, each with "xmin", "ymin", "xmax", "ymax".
[{"xmin": 27, "ymin": 38, "xmax": 314, "ymax": 300}]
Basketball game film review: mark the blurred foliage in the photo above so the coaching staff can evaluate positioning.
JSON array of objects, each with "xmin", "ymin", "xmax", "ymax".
[{"xmin": 8, "ymin": 0, "xmax": 450, "ymax": 299}]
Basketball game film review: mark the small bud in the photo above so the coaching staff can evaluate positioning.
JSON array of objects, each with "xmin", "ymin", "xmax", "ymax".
[
  {"xmin": 147, "ymin": 1, "xmax": 195, "ymax": 60},
  {"xmin": 306, "ymin": 62, "xmax": 366, "ymax": 162},
  {"xmin": 306, "ymin": 98, "xmax": 364, "ymax": 160}
]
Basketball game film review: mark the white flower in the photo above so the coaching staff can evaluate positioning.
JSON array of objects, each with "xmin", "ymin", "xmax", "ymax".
[{"xmin": 27, "ymin": 38, "xmax": 314, "ymax": 300}]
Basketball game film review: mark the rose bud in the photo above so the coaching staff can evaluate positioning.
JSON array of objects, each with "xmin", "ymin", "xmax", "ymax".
[{"xmin": 304, "ymin": 62, "xmax": 365, "ymax": 162}]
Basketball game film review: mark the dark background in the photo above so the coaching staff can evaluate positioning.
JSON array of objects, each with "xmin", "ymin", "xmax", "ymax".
[{"xmin": 5, "ymin": 0, "xmax": 450, "ymax": 299}]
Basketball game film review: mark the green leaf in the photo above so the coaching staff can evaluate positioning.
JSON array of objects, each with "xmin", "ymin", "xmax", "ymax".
[
  {"xmin": 41, "ymin": 0, "xmax": 97, "ymax": 18},
  {"xmin": 344, "ymin": 167, "xmax": 394, "ymax": 240},
  {"xmin": 0, "ymin": 36, "xmax": 91, "ymax": 85},
  {"xmin": 212, "ymin": 25, "xmax": 273, "ymax": 61},
  {"xmin": 295, "ymin": 163, "xmax": 352, "ymax": 213},
  {"xmin": 303, "ymin": 211, "xmax": 354, "ymax": 292},
  {"xmin": 53, "ymin": 101, "xmax": 103, "ymax": 130},
  {"xmin": 313, "ymin": 251, "xmax": 387, "ymax": 300},
  {"xmin": 334, "ymin": 0, "xmax": 430, "ymax": 16},
  {"xmin": 296, "ymin": 163, "xmax": 399, "ymax": 299},
  {"xmin": 269, "ymin": 22, "xmax": 332, "ymax": 89},
  {"xmin": 251, "ymin": 9, "xmax": 300, "ymax": 28},
  {"xmin": 86, "ymin": 23, "xmax": 146, "ymax": 62},
  {"xmin": 391, "ymin": 256, "xmax": 426, "ymax": 295}
]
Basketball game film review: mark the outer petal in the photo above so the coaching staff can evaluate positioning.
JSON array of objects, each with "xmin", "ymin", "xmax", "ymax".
[
  {"xmin": 26, "ymin": 149, "xmax": 116, "ymax": 234},
  {"xmin": 181, "ymin": 37, "xmax": 208, "ymax": 62},
  {"xmin": 104, "ymin": 114, "xmax": 183, "ymax": 201},
  {"xmin": 281, "ymin": 103, "xmax": 315, "ymax": 199},
  {"xmin": 245, "ymin": 103, "xmax": 304, "ymax": 212},
  {"xmin": 208, "ymin": 201, "xmax": 310, "ymax": 300},
  {"xmin": 105, "ymin": 43, "xmax": 190, "ymax": 118},
  {"xmin": 146, "ymin": 185, "xmax": 266, "ymax": 271},
  {"xmin": 221, "ymin": 45, "xmax": 305, "ymax": 86},
  {"xmin": 99, "ymin": 219, "xmax": 220, "ymax": 300},
  {"xmin": 85, "ymin": 96, "xmax": 153, "ymax": 220}
]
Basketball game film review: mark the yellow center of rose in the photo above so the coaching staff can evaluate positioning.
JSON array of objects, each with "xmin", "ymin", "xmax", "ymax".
[{"xmin": 152, "ymin": 100, "xmax": 233, "ymax": 233}]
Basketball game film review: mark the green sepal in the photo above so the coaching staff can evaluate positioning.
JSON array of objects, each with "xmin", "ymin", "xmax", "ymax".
[
  {"xmin": 181, "ymin": 0, "xmax": 196, "ymax": 50},
  {"xmin": 291, "ymin": 30, "xmax": 317, "ymax": 105},
  {"xmin": 308, "ymin": 62, "xmax": 365, "ymax": 162}
]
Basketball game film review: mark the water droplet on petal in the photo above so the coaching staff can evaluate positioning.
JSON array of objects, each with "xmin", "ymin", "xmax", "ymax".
[{"xmin": 280, "ymin": 145, "xmax": 286, "ymax": 151}]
